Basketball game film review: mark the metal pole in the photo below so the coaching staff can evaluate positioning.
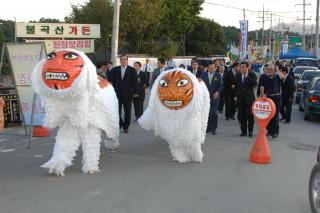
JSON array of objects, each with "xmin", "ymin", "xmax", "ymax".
[
  {"xmin": 261, "ymin": 5, "xmax": 265, "ymax": 57},
  {"xmin": 111, "ymin": 0, "xmax": 120, "ymax": 66},
  {"xmin": 316, "ymin": 0, "xmax": 319, "ymax": 59},
  {"xmin": 303, "ymin": 0, "xmax": 306, "ymax": 49}
]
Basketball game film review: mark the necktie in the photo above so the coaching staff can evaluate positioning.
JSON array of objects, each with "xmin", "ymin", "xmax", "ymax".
[
  {"xmin": 209, "ymin": 73, "xmax": 213, "ymax": 85},
  {"xmin": 145, "ymin": 65, "xmax": 148, "ymax": 72}
]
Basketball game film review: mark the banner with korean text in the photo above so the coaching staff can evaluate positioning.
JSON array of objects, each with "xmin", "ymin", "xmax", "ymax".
[{"xmin": 239, "ymin": 20, "xmax": 248, "ymax": 61}]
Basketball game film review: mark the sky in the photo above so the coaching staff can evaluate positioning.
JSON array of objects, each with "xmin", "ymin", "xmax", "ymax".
[{"xmin": 0, "ymin": 0, "xmax": 317, "ymax": 31}]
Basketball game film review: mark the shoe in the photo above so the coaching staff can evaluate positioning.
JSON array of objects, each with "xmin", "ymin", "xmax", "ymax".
[
  {"xmin": 248, "ymin": 132, "xmax": 253, "ymax": 137},
  {"xmin": 124, "ymin": 129, "xmax": 129, "ymax": 133},
  {"xmin": 226, "ymin": 117, "xmax": 230, "ymax": 121},
  {"xmin": 230, "ymin": 117, "xmax": 235, "ymax": 120},
  {"xmin": 283, "ymin": 121, "xmax": 290, "ymax": 124},
  {"xmin": 212, "ymin": 130, "xmax": 216, "ymax": 135},
  {"xmin": 266, "ymin": 132, "xmax": 271, "ymax": 137},
  {"xmin": 280, "ymin": 117, "xmax": 285, "ymax": 121},
  {"xmin": 206, "ymin": 129, "xmax": 211, "ymax": 134},
  {"xmin": 240, "ymin": 133, "xmax": 247, "ymax": 137},
  {"xmin": 271, "ymin": 134, "xmax": 277, "ymax": 139}
]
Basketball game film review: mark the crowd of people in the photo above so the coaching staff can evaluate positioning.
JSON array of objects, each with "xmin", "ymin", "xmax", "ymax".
[{"xmin": 96, "ymin": 55, "xmax": 296, "ymax": 139}]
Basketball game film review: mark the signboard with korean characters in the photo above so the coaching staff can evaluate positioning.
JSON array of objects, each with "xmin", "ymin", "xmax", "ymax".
[
  {"xmin": 16, "ymin": 22, "xmax": 100, "ymax": 38},
  {"xmin": 5, "ymin": 43, "xmax": 46, "ymax": 125},
  {"xmin": 26, "ymin": 39, "xmax": 95, "ymax": 53}
]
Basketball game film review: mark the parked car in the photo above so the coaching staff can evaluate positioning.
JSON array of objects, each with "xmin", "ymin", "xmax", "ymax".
[
  {"xmin": 293, "ymin": 66, "xmax": 318, "ymax": 81},
  {"xmin": 300, "ymin": 77, "xmax": 320, "ymax": 120},
  {"xmin": 294, "ymin": 57, "xmax": 319, "ymax": 68},
  {"xmin": 296, "ymin": 70, "xmax": 320, "ymax": 104},
  {"xmin": 309, "ymin": 145, "xmax": 320, "ymax": 213}
]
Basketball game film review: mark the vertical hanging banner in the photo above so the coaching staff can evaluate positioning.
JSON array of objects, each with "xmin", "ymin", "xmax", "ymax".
[
  {"xmin": 5, "ymin": 43, "xmax": 46, "ymax": 125},
  {"xmin": 240, "ymin": 20, "xmax": 248, "ymax": 61}
]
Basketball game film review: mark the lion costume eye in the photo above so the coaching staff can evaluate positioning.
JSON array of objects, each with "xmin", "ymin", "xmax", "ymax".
[
  {"xmin": 177, "ymin": 79, "xmax": 189, "ymax": 87},
  {"xmin": 64, "ymin": 52, "xmax": 79, "ymax": 60},
  {"xmin": 47, "ymin": 52, "xmax": 56, "ymax": 60},
  {"xmin": 159, "ymin": 79, "xmax": 168, "ymax": 87}
]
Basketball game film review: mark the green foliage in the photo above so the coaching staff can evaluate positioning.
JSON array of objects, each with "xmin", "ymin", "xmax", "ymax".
[
  {"xmin": 119, "ymin": 0, "xmax": 166, "ymax": 54},
  {"xmin": 65, "ymin": 0, "xmax": 113, "ymax": 54},
  {"xmin": 186, "ymin": 18, "xmax": 226, "ymax": 56},
  {"xmin": 0, "ymin": 20, "xmax": 15, "ymax": 44},
  {"xmin": 223, "ymin": 26, "xmax": 240, "ymax": 46}
]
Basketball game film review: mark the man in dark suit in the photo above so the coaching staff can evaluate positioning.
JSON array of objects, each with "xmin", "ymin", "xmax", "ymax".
[
  {"xmin": 201, "ymin": 61, "xmax": 223, "ymax": 135},
  {"xmin": 223, "ymin": 62, "xmax": 239, "ymax": 120},
  {"xmin": 189, "ymin": 60, "xmax": 202, "ymax": 78},
  {"xmin": 108, "ymin": 55, "xmax": 138, "ymax": 133},
  {"xmin": 280, "ymin": 66, "xmax": 295, "ymax": 123},
  {"xmin": 133, "ymin": 61, "xmax": 147, "ymax": 121},
  {"xmin": 235, "ymin": 62, "xmax": 257, "ymax": 137},
  {"xmin": 150, "ymin": 58, "xmax": 166, "ymax": 89},
  {"xmin": 218, "ymin": 65, "xmax": 226, "ymax": 113}
]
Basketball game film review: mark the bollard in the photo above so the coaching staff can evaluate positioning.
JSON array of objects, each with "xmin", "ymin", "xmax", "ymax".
[
  {"xmin": 32, "ymin": 125, "xmax": 49, "ymax": 137},
  {"xmin": 250, "ymin": 97, "xmax": 276, "ymax": 164}
]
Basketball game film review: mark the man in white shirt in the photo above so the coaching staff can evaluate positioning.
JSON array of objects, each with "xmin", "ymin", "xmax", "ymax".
[{"xmin": 142, "ymin": 58, "xmax": 153, "ymax": 88}]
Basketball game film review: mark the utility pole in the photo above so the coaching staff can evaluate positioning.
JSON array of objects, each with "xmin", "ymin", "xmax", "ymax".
[
  {"xmin": 243, "ymin": 8, "xmax": 246, "ymax": 20},
  {"xmin": 111, "ymin": 0, "xmax": 120, "ymax": 66},
  {"xmin": 316, "ymin": 0, "xmax": 319, "ymax": 59},
  {"xmin": 270, "ymin": 12, "xmax": 273, "ymax": 60},
  {"xmin": 296, "ymin": 0, "xmax": 311, "ymax": 50},
  {"xmin": 258, "ymin": 5, "xmax": 270, "ymax": 58}
]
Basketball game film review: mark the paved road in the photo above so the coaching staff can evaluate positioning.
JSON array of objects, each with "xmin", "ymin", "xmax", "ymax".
[{"xmin": 0, "ymin": 102, "xmax": 319, "ymax": 213}]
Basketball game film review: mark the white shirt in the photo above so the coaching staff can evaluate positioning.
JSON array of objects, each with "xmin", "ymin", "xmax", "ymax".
[
  {"xmin": 121, "ymin": 66, "xmax": 127, "ymax": 79},
  {"xmin": 160, "ymin": 68, "xmax": 164, "ymax": 73},
  {"xmin": 143, "ymin": 64, "xmax": 153, "ymax": 73}
]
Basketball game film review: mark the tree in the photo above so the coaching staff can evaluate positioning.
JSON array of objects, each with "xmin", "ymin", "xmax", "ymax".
[
  {"xmin": 65, "ymin": 0, "xmax": 113, "ymax": 55},
  {"xmin": 186, "ymin": 18, "xmax": 226, "ymax": 57},
  {"xmin": 161, "ymin": 0, "xmax": 203, "ymax": 55},
  {"xmin": 223, "ymin": 26, "xmax": 240, "ymax": 46},
  {"xmin": 119, "ymin": 0, "xmax": 166, "ymax": 54}
]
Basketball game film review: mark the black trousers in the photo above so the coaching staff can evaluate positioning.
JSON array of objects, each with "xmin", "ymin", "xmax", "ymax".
[
  {"xmin": 118, "ymin": 99, "xmax": 132, "ymax": 130},
  {"xmin": 280, "ymin": 97, "xmax": 293, "ymax": 122},
  {"xmin": 267, "ymin": 95, "xmax": 281, "ymax": 135},
  {"xmin": 133, "ymin": 95, "xmax": 145, "ymax": 119},
  {"xmin": 218, "ymin": 90, "xmax": 225, "ymax": 112},
  {"xmin": 207, "ymin": 100, "xmax": 219, "ymax": 131},
  {"xmin": 238, "ymin": 102, "xmax": 254, "ymax": 134},
  {"xmin": 225, "ymin": 92, "xmax": 236, "ymax": 119},
  {"xmin": 145, "ymin": 72, "xmax": 150, "ymax": 88}
]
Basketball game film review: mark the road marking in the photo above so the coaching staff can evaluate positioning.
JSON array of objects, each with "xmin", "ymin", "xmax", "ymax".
[{"xmin": 0, "ymin": 148, "xmax": 15, "ymax": 153}]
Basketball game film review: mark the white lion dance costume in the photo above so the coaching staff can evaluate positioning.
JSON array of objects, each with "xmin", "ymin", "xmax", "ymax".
[
  {"xmin": 32, "ymin": 49, "xmax": 119, "ymax": 176},
  {"xmin": 138, "ymin": 68, "xmax": 210, "ymax": 163}
]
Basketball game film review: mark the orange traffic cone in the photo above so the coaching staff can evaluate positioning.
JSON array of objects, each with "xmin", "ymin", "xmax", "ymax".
[
  {"xmin": 0, "ymin": 97, "xmax": 5, "ymax": 130},
  {"xmin": 250, "ymin": 127, "xmax": 272, "ymax": 164},
  {"xmin": 250, "ymin": 97, "xmax": 276, "ymax": 164},
  {"xmin": 32, "ymin": 125, "xmax": 49, "ymax": 137}
]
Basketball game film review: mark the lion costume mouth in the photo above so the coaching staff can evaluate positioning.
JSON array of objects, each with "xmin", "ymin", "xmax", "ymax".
[
  {"xmin": 163, "ymin": 100, "xmax": 183, "ymax": 107},
  {"xmin": 44, "ymin": 72, "xmax": 69, "ymax": 81}
]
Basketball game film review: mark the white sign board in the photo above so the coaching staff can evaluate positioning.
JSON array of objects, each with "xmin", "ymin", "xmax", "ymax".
[
  {"xmin": 16, "ymin": 22, "xmax": 100, "ymax": 38},
  {"xmin": 252, "ymin": 101, "xmax": 272, "ymax": 120},
  {"xmin": 6, "ymin": 43, "xmax": 46, "ymax": 125}
]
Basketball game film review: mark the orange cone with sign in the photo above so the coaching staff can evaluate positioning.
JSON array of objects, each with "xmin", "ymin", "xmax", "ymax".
[
  {"xmin": 0, "ymin": 97, "xmax": 5, "ymax": 130},
  {"xmin": 250, "ymin": 97, "xmax": 276, "ymax": 164}
]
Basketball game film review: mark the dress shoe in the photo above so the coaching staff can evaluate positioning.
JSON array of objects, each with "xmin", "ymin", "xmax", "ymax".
[
  {"xmin": 240, "ymin": 133, "xmax": 247, "ymax": 137},
  {"xmin": 272, "ymin": 134, "xmax": 277, "ymax": 139},
  {"xmin": 248, "ymin": 132, "xmax": 253, "ymax": 137},
  {"xmin": 226, "ymin": 117, "xmax": 230, "ymax": 121},
  {"xmin": 230, "ymin": 117, "xmax": 235, "ymax": 120},
  {"xmin": 212, "ymin": 130, "xmax": 216, "ymax": 135},
  {"xmin": 283, "ymin": 120, "xmax": 290, "ymax": 124},
  {"xmin": 124, "ymin": 129, "xmax": 129, "ymax": 133},
  {"xmin": 206, "ymin": 129, "xmax": 211, "ymax": 134},
  {"xmin": 266, "ymin": 132, "xmax": 271, "ymax": 137},
  {"xmin": 280, "ymin": 117, "xmax": 285, "ymax": 121}
]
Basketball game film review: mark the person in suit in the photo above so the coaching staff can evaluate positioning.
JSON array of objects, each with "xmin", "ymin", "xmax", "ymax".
[
  {"xmin": 201, "ymin": 61, "xmax": 223, "ymax": 135},
  {"xmin": 223, "ymin": 62, "xmax": 239, "ymax": 120},
  {"xmin": 218, "ymin": 65, "xmax": 226, "ymax": 113},
  {"xmin": 150, "ymin": 58, "xmax": 166, "ymax": 88},
  {"xmin": 235, "ymin": 62, "xmax": 257, "ymax": 137},
  {"xmin": 280, "ymin": 66, "xmax": 295, "ymax": 123},
  {"xmin": 132, "ymin": 61, "xmax": 147, "ymax": 121},
  {"xmin": 108, "ymin": 55, "xmax": 139, "ymax": 133},
  {"xmin": 190, "ymin": 60, "xmax": 202, "ymax": 78}
]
